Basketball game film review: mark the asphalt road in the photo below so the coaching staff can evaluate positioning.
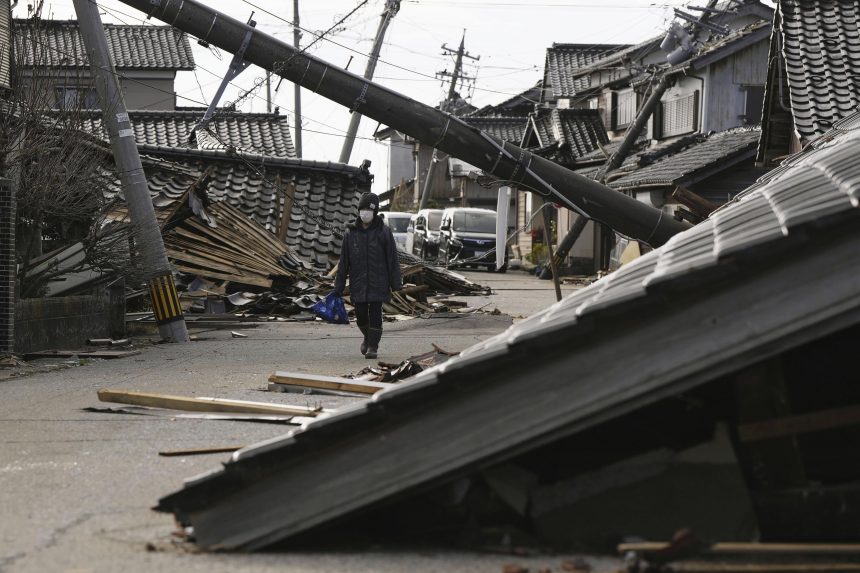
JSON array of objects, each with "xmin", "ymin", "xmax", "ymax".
[{"xmin": 0, "ymin": 270, "xmax": 620, "ymax": 573}]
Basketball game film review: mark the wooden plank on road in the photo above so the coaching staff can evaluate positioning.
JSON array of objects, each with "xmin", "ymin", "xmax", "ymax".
[
  {"xmin": 268, "ymin": 371, "xmax": 394, "ymax": 395},
  {"xmin": 97, "ymin": 389, "xmax": 322, "ymax": 416}
]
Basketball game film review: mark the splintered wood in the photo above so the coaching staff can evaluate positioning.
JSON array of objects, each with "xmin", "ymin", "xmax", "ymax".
[{"xmin": 165, "ymin": 202, "xmax": 306, "ymax": 289}]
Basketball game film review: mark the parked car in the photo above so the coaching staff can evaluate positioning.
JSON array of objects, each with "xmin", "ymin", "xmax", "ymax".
[
  {"xmin": 405, "ymin": 208, "xmax": 444, "ymax": 260},
  {"xmin": 381, "ymin": 211, "xmax": 412, "ymax": 252},
  {"xmin": 437, "ymin": 207, "xmax": 507, "ymax": 272}
]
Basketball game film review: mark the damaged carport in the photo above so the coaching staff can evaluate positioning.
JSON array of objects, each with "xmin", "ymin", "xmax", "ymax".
[{"xmin": 152, "ymin": 113, "xmax": 860, "ymax": 551}]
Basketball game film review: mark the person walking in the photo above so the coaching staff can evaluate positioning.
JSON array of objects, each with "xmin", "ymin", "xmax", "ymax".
[{"xmin": 333, "ymin": 192, "xmax": 402, "ymax": 359}]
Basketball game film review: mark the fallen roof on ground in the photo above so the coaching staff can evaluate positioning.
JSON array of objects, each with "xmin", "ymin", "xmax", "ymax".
[
  {"xmin": 153, "ymin": 108, "xmax": 860, "ymax": 549},
  {"xmin": 155, "ymin": 110, "xmax": 860, "ymax": 549}
]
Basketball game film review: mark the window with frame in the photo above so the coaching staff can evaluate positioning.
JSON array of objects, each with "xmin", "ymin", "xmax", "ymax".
[
  {"xmin": 55, "ymin": 86, "xmax": 99, "ymax": 110},
  {"xmin": 742, "ymin": 85, "xmax": 765, "ymax": 124},
  {"xmin": 659, "ymin": 91, "xmax": 699, "ymax": 138},
  {"xmin": 612, "ymin": 89, "xmax": 637, "ymax": 130}
]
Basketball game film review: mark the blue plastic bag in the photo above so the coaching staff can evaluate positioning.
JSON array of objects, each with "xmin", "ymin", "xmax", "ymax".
[{"xmin": 311, "ymin": 292, "xmax": 350, "ymax": 324}]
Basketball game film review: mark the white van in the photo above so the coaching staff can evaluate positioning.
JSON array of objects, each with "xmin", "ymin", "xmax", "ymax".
[{"xmin": 381, "ymin": 211, "xmax": 412, "ymax": 252}]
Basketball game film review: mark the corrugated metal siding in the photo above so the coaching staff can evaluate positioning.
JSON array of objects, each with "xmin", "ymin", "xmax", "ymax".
[{"xmin": 0, "ymin": 3, "xmax": 11, "ymax": 90}]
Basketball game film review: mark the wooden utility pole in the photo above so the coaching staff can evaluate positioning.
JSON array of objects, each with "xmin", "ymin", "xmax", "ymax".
[
  {"xmin": 73, "ymin": 0, "xmax": 189, "ymax": 342},
  {"xmin": 418, "ymin": 31, "xmax": 478, "ymax": 211},
  {"xmin": 293, "ymin": 0, "xmax": 302, "ymax": 157},
  {"xmin": 339, "ymin": 0, "xmax": 400, "ymax": 164}
]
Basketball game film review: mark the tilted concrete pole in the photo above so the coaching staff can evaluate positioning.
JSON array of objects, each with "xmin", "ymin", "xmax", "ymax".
[
  {"xmin": 292, "ymin": 0, "xmax": 302, "ymax": 157},
  {"xmin": 120, "ymin": 0, "xmax": 690, "ymax": 246},
  {"xmin": 339, "ymin": 0, "xmax": 400, "ymax": 164},
  {"xmin": 73, "ymin": 0, "xmax": 189, "ymax": 342}
]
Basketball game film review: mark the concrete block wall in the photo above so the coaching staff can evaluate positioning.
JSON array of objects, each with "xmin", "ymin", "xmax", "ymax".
[
  {"xmin": 14, "ymin": 294, "xmax": 118, "ymax": 354},
  {"xmin": 0, "ymin": 178, "xmax": 14, "ymax": 356}
]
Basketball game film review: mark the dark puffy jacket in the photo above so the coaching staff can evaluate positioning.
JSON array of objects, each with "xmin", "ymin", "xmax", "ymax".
[{"xmin": 334, "ymin": 215, "xmax": 402, "ymax": 303}]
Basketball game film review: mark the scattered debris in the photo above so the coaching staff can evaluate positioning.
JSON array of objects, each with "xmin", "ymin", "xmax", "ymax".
[
  {"xmin": 96, "ymin": 388, "xmax": 324, "ymax": 416},
  {"xmin": 561, "ymin": 557, "xmax": 592, "ymax": 572},
  {"xmin": 158, "ymin": 446, "xmax": 244, "ymax": 457},
  {"xmin": 0, "ymin": 355, "xmax": 24, "ymax": 368},
  {"xmin": 230, "ymin": 331, "xmax": 248, "ymax": 338},
  {"xmin": 24, "ymin": 349, "xmax": 140, "ymax": 360},
  {"xmin": 86, "ymin": 338, "xmax": 131, "ymax": 346},
  {"xmin": 351, "ymin": 359, "xmax": 424, "ymax": 383}
]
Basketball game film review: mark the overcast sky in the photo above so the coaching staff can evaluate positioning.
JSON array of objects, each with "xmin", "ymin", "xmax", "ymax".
[{"xmin": 18, "ymin": 0, "xmax": 723, "ymax": 192}]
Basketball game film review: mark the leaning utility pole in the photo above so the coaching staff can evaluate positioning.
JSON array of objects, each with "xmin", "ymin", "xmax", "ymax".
[
  {"xmin": 73, "ymin": 0, "xmax": 189, "ymax": 342},
  {"xmin": 598, "ymin": 0, "xmax": 720, "ymax": 181},
  {"xmin": 338, "ymin": 0, "xmax": 400, "ymax": 164},
  {"xmin": 293, "ymin": 0, "xmax": 302, "ymax": 157},
  {"xmin": 123, "ymin": 0, "xmax": 689, "ymax": 247},
  {"xmin": 547, "ymin": 0, "xmax": 721, "ymax": 270},
  {"xmin": 418, "ymin": 31, "xmax": 478, "ymax": 211}
]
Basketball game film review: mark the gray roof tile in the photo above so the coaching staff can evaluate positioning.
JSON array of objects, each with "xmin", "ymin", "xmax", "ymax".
[
  {"xmin": 14, "ymin": 19, "xmax": 195, "ymax": 70},
  {"xmin": 778, "ymin": 0, "xmax": 860, "ymax": 138},
  {"xmin": 607, "ymin": 127, "xmax": 761, "ymax": 190},
  {"xmin": 460, "ymin": 115, "xmax": 529, "ymax": 145},
  {"xmin": 543, "ymin": 43, "xmax": 630, "ymax": 100},
  {"xmin": 75, "ymin": 109, "xmax": 296, "ymax": 158},
  {"xmin": 528, "ymin": 108, "xmax": 610, "ymax": 163}
]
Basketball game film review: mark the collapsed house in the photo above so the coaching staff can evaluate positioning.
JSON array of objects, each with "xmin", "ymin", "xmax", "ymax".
[{"xmin": 153, "ymin": 109, "xmax": 860, "ymax": 550}]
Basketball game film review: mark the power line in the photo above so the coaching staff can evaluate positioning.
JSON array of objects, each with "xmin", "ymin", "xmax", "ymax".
[{"xmin": 12, "ymin": 17, "xmax": 390, "ymax": 150}]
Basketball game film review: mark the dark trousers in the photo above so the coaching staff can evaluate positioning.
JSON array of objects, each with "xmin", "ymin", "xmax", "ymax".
[
  {"xmin": 354, "ymin": 301, "xmax": 383, "ymax": 348},
  {"xmin": 354, "ymin": 302, "xmax": 383, "ymax": 330}
]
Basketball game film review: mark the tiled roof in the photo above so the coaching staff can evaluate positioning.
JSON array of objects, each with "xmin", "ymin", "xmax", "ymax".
[
  {"xmin": 471, "ymin": 84, "xmax": 541, "ymax": 117},
  {"xmin": 562, "ymin": 37, "xmax": 663, "ymax": 94},
  {"xmin": 528, "ymin": 108, "xmax": 609, "ymax": 163},
  {"xmin": 13, "ymin": 19, "xmax": 195, "ymax": 70},
  {"xmin": 75, "ymin": 109, "xmax": 296, "ymax": 157},
  {"xmin": 460, "ymin": 115, "xmax": 529, "ymax": 145},
  {"xmin": 543, "ymin": 43, "xmax": 630, "ymax": 100},
  {"xmin": 777, "ymin": 0, "xmax": 860, "ymax": 138},
  {"xmin": 607, "ymin": 127, "xmax": 761, "ymax": 190},
  {"xmin": 155, "ymin": 111, "xmax": 860, "ymax": 550},
  {"xmin": 117, "ymin": 146, "xmax": 370, "ymax": 267}
]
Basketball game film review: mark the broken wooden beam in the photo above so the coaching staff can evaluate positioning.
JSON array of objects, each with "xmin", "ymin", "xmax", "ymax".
[
  {"xmin": 267, "ymin": 372, "xmax": 393, "ymax": 395},
  {"xmin": 673, "ymin": 185, "xmax": 718, "ymax": 218},
  {"xmin": 618, "ymin": 541, "xmax": 860, "ymax": 555},
  {"xmin": 97, "ymin": 389, "xmax": 322, "ymax": 416},
  {"xmin": 737, "ymin": 403, "xmax": 860, "ymax": 443}
]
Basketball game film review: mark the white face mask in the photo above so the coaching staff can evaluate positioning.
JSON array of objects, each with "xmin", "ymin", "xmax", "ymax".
[{"xmin": 359, "ymin": 210, "xmax": 374, "ymax": 223}]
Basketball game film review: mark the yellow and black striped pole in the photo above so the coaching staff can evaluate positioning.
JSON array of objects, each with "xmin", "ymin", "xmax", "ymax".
[{"xmin": 148, "ymin": 273, "xmax": 184, "ymax": 324}]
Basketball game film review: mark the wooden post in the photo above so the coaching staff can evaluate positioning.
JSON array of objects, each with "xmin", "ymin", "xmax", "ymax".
[
  {"xmin": 278, "ymin": 178, "xmax": 296, "ymax": 242},
  {"xmin": 541, "ymin": 206, "xmax": 562, "ymax": 301}
]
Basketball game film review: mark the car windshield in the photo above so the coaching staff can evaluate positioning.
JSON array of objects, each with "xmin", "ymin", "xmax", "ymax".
[
  {"xmin": 452, "ymin": 211, "xmax": 496, "ymax": 233},
  {"xmin": 386, "ymin": 216, "xmax": 410, "ymax": 232},
  {"xmin": 427, "ymin": 211, "xmax": 442, "ymax": 230}
]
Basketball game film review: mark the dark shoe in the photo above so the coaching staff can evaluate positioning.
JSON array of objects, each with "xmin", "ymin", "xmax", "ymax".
[
  {"xmin": 359, "ymin": 326, "xmax": 369, "ymax": 356},
  {"xmin": 365, "ymin": 327, "xmax": 382, "ymax": 359}
]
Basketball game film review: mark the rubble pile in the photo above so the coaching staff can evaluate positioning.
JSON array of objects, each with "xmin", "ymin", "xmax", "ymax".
[{"xmin": 109, "ymin": 193, "xmax": 492, "ymax": 321}]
